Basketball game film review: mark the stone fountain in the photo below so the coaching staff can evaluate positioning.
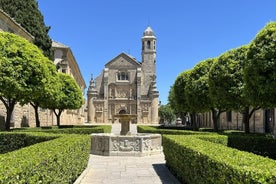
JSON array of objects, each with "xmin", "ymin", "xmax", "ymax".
[{"xmin": 91, "ymin": 114, "xmax": 162, "ymax": 157}]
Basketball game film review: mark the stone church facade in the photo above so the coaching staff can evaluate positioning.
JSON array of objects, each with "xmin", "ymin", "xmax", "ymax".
[{"xmin": 87, "ymin": 27, "xmax": 159, "ymax": 124}]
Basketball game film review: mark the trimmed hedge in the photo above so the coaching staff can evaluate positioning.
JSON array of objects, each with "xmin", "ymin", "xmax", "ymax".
[
  {"xmin": 163, "ymin": 134, "xmax": 276, "ymax": 184},
  {"xmin": 196, "ymin": 134, "xmax": 228, "ymax": 146},
  {"xmin": 0, "ymin": 132, "xmax": 57, "ymax": 154},
  {"xmin": 138, "ymin": 125, "xmax": 276, "ymax": 159},
  {"xmin": 13, "ymin": 125, "xmax": 112, "ymax": 134},
  {"xmin": 137, "ymin": 125, "xmax": 209, "ymax": 135},
  {"xmin": 0, "ymin": 133, "xmax": 90, "ymax": 183},
  {"xmin": 225, "ymin": 133, "xmax": 276, "ymax": 160}
]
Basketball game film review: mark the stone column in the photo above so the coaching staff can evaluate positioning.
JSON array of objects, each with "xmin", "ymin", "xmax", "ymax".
[
  {"xmin": 87, "ymin": 76, "xmax": 98, "ymax": 123},
  {"xmin": 103, "ymin": 68, "xmax": 109, "ymax": 123},
  {"xmin": 136, "ymin": 68, "xmax": 142, "ymax": 124}
]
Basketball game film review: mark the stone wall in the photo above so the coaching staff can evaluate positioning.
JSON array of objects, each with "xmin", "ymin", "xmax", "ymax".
[
  {"xmin": 0, "ymin": 102, "xmax": 86, "ymax": 130},
  {"xmin": 198, "ymin": 109, "xmax": 275, "ymax": 134}
]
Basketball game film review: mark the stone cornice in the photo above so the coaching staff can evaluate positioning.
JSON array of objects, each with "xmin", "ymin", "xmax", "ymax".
[{"xmin": 0, "ymin": 9, "xmax": 34, "ymax": 41}]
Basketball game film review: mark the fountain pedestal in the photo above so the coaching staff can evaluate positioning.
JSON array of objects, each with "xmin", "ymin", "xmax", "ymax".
[
  {"xmin": 113, "ymin": 114, "xmax": 137, "ymax": 135},
  {"xmin": 120, "ymin": 121, "xmax": 130, "ymax": 135}
]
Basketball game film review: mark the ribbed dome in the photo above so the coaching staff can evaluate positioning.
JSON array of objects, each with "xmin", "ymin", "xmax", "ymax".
[{"xmin": 143, "ymin": 26, "xmax": 155, "ymax": 36}]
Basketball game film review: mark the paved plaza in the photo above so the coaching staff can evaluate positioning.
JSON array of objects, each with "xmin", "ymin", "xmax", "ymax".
[{"xmin": 74, "ymin": 124, "xmax": 180, "ymax": 184}]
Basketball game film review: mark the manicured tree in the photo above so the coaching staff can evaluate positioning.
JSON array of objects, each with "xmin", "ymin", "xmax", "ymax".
[
  {"xmin": 173, "ymin": 71, "xmax": 191, "ymax": 113},
  {"xmin": 168, "ymin": 86, "xmax": 180, "ymax": 117},
  {"xmin": 0, "ymin": 0, "xmax": 53, "ymax": 59},
  {"xmin": 171, "ymin": 70, "xmax": 194, "ymax": 127},
  {"xmin": 159, "ymin": 104, "xmax": 176, "ymax": 124},
  {"xmin": 27, "ymin": 60, "xmax": 58, "ymax": 127},
  {"xmin": 209, "ymin": 46, "xmax": 260, "ymax": 133},
  {"xmin": 46, "ymin": 73, "xmax": 83, "ymax": 127},
  {"xmin": 0, "ymin": 32, "xmax": 49, "ymax": 130},
  {"xmin": 245, "ymin": 22, "xmax": 276, "ymax": 108},
  {"xmin": 185, "ymin": 58, "xmax": 222, "ymax": 131}
]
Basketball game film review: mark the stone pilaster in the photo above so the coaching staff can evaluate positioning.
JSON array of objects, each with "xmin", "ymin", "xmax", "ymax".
[
  {"xmin": 151, "ymin": 95, "xmax": 159, "ymax": 124},
  {"xmin": 150, "ymin": 78, "xmax": 159, "ymax": 124}
]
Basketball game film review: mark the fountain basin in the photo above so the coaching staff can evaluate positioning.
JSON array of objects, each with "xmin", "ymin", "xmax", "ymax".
[{"xmin": 91, "ymin": 133, "xmax": 162, "ymax": 156}]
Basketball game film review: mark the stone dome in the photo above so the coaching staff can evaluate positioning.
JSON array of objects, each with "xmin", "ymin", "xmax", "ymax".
[{"xmin": 143, "ymin": 26, "xmax": 155, "ymax": 37}]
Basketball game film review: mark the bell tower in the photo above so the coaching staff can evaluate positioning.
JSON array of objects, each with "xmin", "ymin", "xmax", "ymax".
[
  {"xmin": 141, "ymin": 26, "xmax": 159, "ymax": 124},
  {"xmin": 142, "ymin": 26, "xmax": 156, "ymax": 75}
]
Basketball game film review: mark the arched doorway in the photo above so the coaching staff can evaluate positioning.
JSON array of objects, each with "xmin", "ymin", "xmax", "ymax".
[{"xmin": 119, "ymin": 109, "xmax": 127, "ymax": 114}]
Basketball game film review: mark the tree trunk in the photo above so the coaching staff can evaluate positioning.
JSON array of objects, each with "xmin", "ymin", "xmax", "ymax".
[
  {"xmin": 211, "ymin": 108, "xmax": 221, "ymax": 132},
  {"xmin": 181, "ymin": 113, "xmax": 186, "ymax": 125},
  {"xmin": 53, "ymin": 109, "xmax": 63, "ymax": 128},
  {"xmin": 242, "ymin": 106, "xmax": 260, "ymax": 134},
  {"xmin": 190, "ymin": 112, "xmax": 197, "ymax": 130},
  {"xmin": 242, "ymin": 107, "xmax": 250, "ymax": 133},
  {"xmin": 6, "ymin": 105, "xmax": 14, "ymax": 131},
  {"xmin": 31, "ymin": 103, "xmax": 40, "ymax": 127},
  {"xmin": 1, "ymin": 98, "xmax": 16, "ymax": 131}
]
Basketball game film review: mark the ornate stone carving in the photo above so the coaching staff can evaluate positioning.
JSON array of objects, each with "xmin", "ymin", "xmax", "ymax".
[
  {"xmin": 143, "ymin": 138, "xmax": 152, "ymax": 151},
  {"xmin": 117, "ymin": 88, "xmax": 128, "ymax": 98},
  {"xmin": 141, "ymin": 103, "xmax": 150, "ymax": 111},
  {"xmin": 120, "ymin": 140, "xmax": 134, "ymax": 151},
  {"xmin": 115, "ymin": 104, "xmax": 127, "ymax": 114},
  {"xmin": 112, "ymin": 140, "xmax": 119, "ymax": 151},
  {"xmin": 95, "ymin": 103, "xmax": 103, "ymax": 112},
  {"xmin": 91, "ymin": 133, "xmax": 162, "ymax": 156},
  {"xmin": 134, "ymin": 139, "xmax": 140, "ymax": 151}
]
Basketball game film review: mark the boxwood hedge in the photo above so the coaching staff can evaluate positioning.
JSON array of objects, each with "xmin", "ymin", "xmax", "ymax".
[
  {"xmin": 0, "ymin": 125, "xmax": 112, "ymax": 183},
  {"xmin": 138, "ymin": 126, "xmax": 276, "ymax": 183},
  {"xmin": 0, "ymin": 132, "xmax": 57, "ymax": 154},
  {"xmin": 13, "ymin": 125, "xmax": 112, "ymax": 134},
  {"xmin": 0, "ymin": 133, "xmax": 90, "ymax": 183},
  {"xmin": 138, "ymin": 125, "xmax": 276, "ymax": 159},
  {"xmin": 137, "ymin": 125, "xmax": 209, "ymax": 135},
  {"xmin": 225, "ymin": 133, "xmax": 276, "ymax": 160},
  {"xmin": 163, "ymin": 134, "xmax": 276, "ymax": 184}
]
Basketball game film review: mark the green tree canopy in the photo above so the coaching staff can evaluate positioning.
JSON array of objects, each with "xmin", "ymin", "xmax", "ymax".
[
  {"xmin": 0, "ymin": 0, "xmax": 53, "ymax": 59},
  {"xmin": 209, "ymin": 45, "xmax": 259, "ymax": 133},
  {"xmin": 168, "ymin": 85, "xmax": 182, "ymax": 118},
  {"xmin": 27, "ymin": 59, "xmax": 58, "ymax": 127},
  {"xmin": 209, "ymin": 46, "xmax": 249, "ymax": 111},
  {"xmin": 245, "ymin": 22, "xmax": 276, "ymax": 108},
  {"xmin": 185, "ymin": 58, "xmax": 215, "ymax": 112},
  {"xmin": 0, "ymin": 32, "xmax": 50, "ymax": 130},
  {"xmin": 172, "ymin": 70, "xmax": 191, "ymax": 114},
  {"xmin": 159, "ymin": 104, "xmax": 176, "ymax": 124},
  {"xmin": 46, "ymin": 73, "xmax": 83, "ymax": 127}
]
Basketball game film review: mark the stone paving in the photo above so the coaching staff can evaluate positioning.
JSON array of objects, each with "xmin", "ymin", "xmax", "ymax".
[{"xmin": 74, "ymin": 124, "xmax": 180, "ymax": 184}]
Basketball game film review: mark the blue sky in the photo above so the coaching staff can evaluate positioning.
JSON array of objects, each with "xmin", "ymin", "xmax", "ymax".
[{"xmin": 36, "ymin": 0, "xmax": 276, "ymax": 104}]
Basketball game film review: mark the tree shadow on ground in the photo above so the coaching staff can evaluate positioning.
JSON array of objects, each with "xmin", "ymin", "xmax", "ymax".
[{"xmin": 152, "ymin": 163, "xmax": 181, "ymax": 184}]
